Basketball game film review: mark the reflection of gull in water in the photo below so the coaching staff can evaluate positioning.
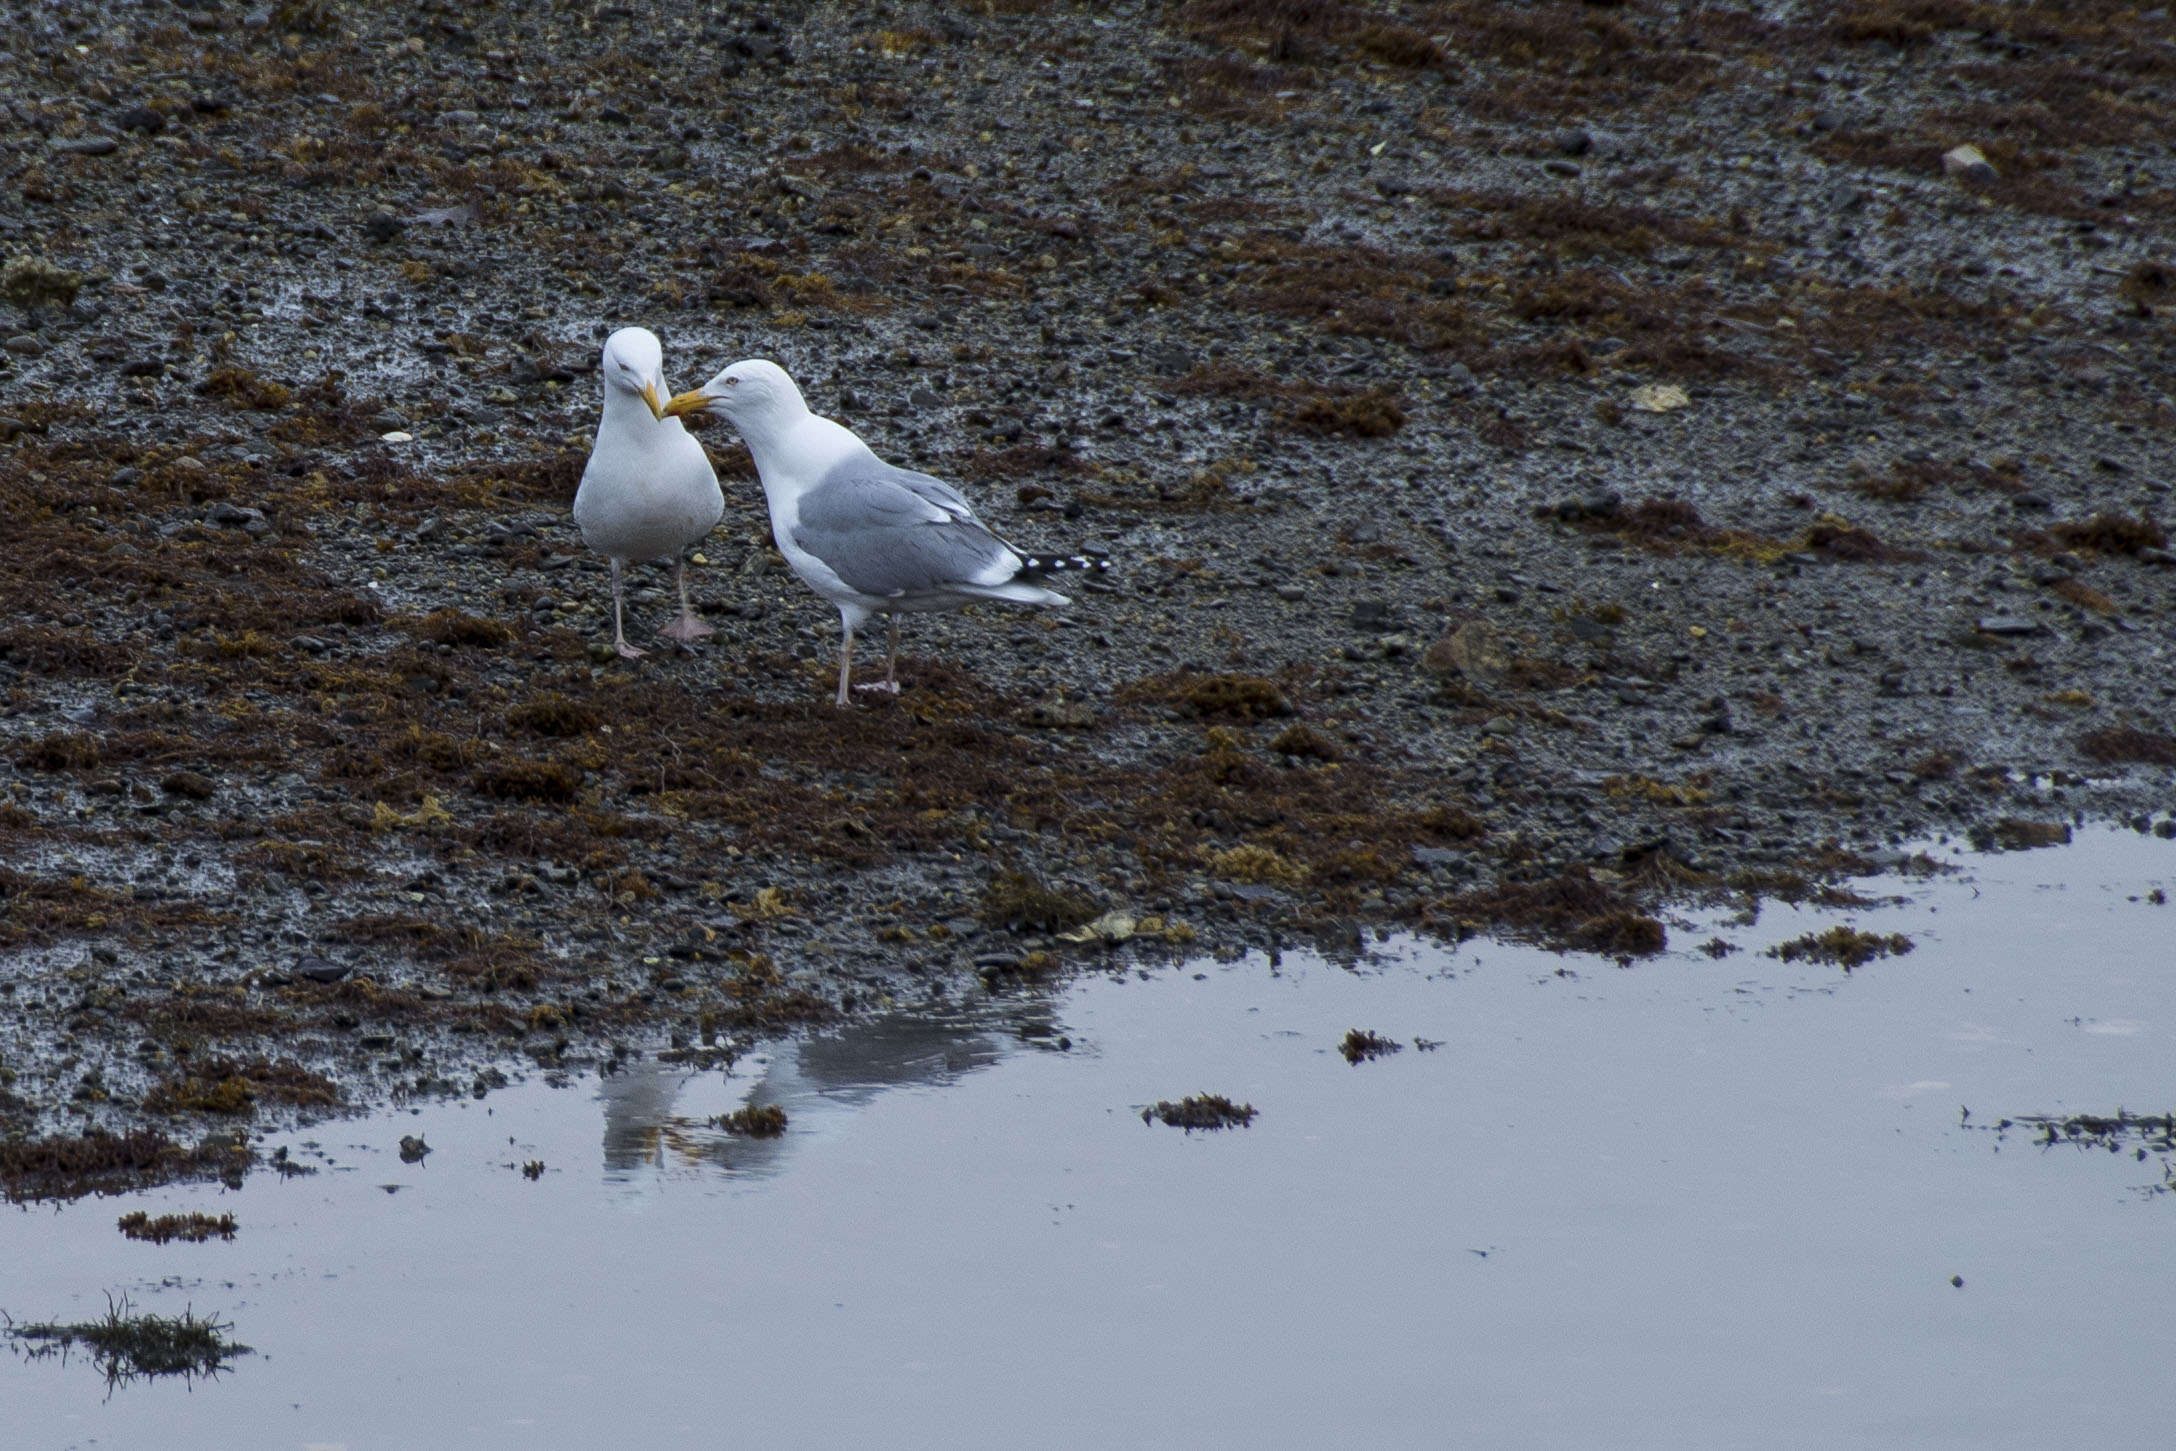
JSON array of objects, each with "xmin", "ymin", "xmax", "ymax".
[{"xmin": 594, "ymin": 1003, "xmax": 1035, "ymax": 1178}]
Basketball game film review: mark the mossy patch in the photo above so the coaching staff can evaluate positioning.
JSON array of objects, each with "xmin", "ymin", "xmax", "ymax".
[
  {"xmin": 1338, "ymin": 1028, "xmax": 1403, "ymax": 1064},
  {"xmin": 0, "ymin": 1130, "xmax": 252, "ymax": 1203},
  {"xmin": 6, "ymin": 1293, "xmax": 249, "ymax": 1385},
  {"xmin": 1141, "ymin": 1093, "xmax": 1256, "ymax": 1131},
  {"xmin": 117, "ymin": 1210, "xmax": 238, "ymax": 1244},
  {"xmin": 2079, "ymin": 727, "xmax": 2176, "ymax": 767},
  {"xmin": 980, "ymin": 872, "xmax": 1098, "ymax": 933},
  {"xmin": 1122, "ymin": 670, "xmax": 1293, "ymax": 720},
  {"xmin": 714, "ymin": 1104, "xmax": 788, "ymax": 1137},
  {"xmin": 143, "ymin": 1058, "xmax": 340, "ymax": 1117},
  {"xmin": 1768, "ymin": 926, "xmax": 1914, "ymax": 970}
]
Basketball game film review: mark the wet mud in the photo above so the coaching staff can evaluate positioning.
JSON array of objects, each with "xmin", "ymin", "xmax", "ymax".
[{"xmin": 3, "ymin": 1, "xmax": 2175, "ymax": 1169}]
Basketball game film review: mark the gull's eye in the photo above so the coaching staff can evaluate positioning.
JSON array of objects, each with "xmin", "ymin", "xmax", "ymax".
[{"xmin": 723, "ymin": 376, "xmax": 738, "ymax": 387}]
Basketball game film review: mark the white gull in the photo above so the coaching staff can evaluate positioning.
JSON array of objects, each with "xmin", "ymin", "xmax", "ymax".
[
  {"xmin": 664, "ymin": 359, "xmax": 1103, "ymax": 705},
  {"xmin": 572, "ymin": 327, "xmax": 723, "ymax": 658}
]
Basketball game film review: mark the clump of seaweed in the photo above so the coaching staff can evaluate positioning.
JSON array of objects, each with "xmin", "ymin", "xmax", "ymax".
[
  {"xmin": 981, "ymin": 872, "xmax": 1098, "ymax": 933},
  {"xmin": 1972, "ymin": 819, "xmax": 2073, "ymax": 851},
  {"xmin": 2079, "ymin": 727, "xmax": 2176, "ymax": 767},
  {"xmin": 2050, "ymin": 513, "xmax": 2167, "ymax": 556},
  {"xmin": 1122, "ymin": 670, "xmax": 1293, "ymax": 720},
  {"xmin": 507, "ymin": 694, "xmax": 602, "ymax": 737},
  {"xmin": 1338, "ymin": 1028, "xmax": 1402, "ymax": 1064},
  {"xmin": 1289, "ymin": 389, "xmax": 1405, "ymax": 437},
  {"xmin": 143, "ymin": 1059, "xmax": 340, "ymax": 1117},
  {"xmin": 1430, "ymin": 868, "xmax": 1667, "ymax": 956},
  {"xmin": 403, "ymin": 609, "xmax": 517, "ymax": 649},
  {"xmin": 1268, "ymin": 722, "xmax": 1339, "ymax": 760},
  {"xmin": 117, "ymin": 1211, "xmax": 237, "ymax": 1244},
  {"xmin": 472, "ymin": 760, "xmax": 585, "ymax": 803},
  {"xmin": 713, "ymin": 1104, "xmax": 787, "ymax": 1138},
  {"xmin": 1141, "ymin": 1093, "xmax": 1256, "ymax": 1131},
  {"xmin": 1, "ymin": 254, "xmax": 83, "ymax": 311},
  {"xmin": 5, "ymin": 1292, "xmax": 249, "ymax": 1387},
  {"xmin": 0, "ymin": 1130, "xmax": 251, "ymax": 1202},
  {"xmin": 1767, "ymin": 926, "xmax": 1914, "ymax": 970}
]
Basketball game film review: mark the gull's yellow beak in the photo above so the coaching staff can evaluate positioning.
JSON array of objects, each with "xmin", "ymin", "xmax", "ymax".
[
  {"xmin": 639, "ymin": 380, "xmax": 665, "ymax": 422},
  {"xmin": 661, "ymin": 388, "xmax": 711, "ymax": 420}
]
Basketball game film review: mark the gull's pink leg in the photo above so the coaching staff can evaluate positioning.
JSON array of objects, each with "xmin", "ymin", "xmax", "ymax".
[
  {"xmin": 610, "ymin": 559, "xmax": 646, "ymax": 659},
  {"xmin": 834, "ymin": 620, "xmax": 856, "ymax": 707},
  {"xmin": 854, "ymin": 616, "xmax": 903, "ymax": 695},
  {"xmin": 659, "ymin": 556, "xmax": 714, "ymax": 643}
]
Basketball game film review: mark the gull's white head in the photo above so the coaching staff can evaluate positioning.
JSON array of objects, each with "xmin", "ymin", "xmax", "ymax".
[
  {"xmin": 662, "ymin": 358, "xmax": 806, "ymax": 429},
  {"xmin": 600, "ymin": 326, "xmax": 668, "ymax": 421}
]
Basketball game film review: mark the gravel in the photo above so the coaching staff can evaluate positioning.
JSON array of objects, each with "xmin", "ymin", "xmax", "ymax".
[{"xmin": 2, "ymin": 0, "xmax": 2174, "ymax": 1154}]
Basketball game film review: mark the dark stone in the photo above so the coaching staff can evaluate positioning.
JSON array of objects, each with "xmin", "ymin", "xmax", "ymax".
[
  {"xmin": 362, "ymin": 213, "xmax": 405, "ymax": 244},
  {"xmin": 159, "ymin": 770, "xmax": 216, "ymax": 799},
  {"xmin": 296, "ymin": 956, "xmax": 352, "ymax": 983},
  {"xmin": 116, "ymin": 105, "xmax": 166, "ymax": 135}
]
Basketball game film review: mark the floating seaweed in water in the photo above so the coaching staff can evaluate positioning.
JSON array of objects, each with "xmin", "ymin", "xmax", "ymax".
[
  {"xmin": 1142, "ymin": 1094, "xmax": 1256, "ymax": 1131},
  {"xmin": 1767, "ymin": 926, "xmax": 1914, "ymax": 970},
  {"xmin": 713, "ymin": 1104, "xmax": 788, "ymax": 1138},
  {"xmin": 1338, "ymin": 1029, "xmax": 1404, "ymax": 1064},
  {"xmin": 4, "ymin": 1293, "xmax": 250, "ymax": 1390},
  {"xmin": 116, "ymin": 1211, "xmax": 236, "ymax": 1244},
  {"xmin": 1966, "ymin": 1108, "xmax": 2176, "ymax": 1198}
]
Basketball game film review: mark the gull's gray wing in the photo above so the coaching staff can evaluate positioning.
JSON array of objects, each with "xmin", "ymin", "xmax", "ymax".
[{"xmin": 793, "ymin": 458, "xmax": 1015, "ymax": 598}]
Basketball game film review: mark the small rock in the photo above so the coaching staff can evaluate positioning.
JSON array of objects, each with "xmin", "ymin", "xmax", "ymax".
[
  {"xmin": 3, "ymin": 335, "xmax": 44, "ymax": 357},
  {"xmin": 1542, "ymin": 159, "xmax": 1582, "ymax": 178},
  {"xmin": 362, "ymin": 212, "xmax": 405, "ymax": 244},
  {"xmin": 1425, "ymin": 620, "xmax": 1511, "ymax": 686},
  {"xmin": 1942, "ymin": 144, "xmax": 1999, "ymax": 186},
  {"xmin": 1350, "ymin": 598, "xmax": 1396, "ymax": 632},
  {"xmin": 1974, "ymin": 617, "xmax": 2042, "ymax": 637},
  {"xmin": 1629, "ymin": 383, "xmax": 1692, "ymax": 413},
  {"xmin": 1553, "ymin": 128, "xmax": 1592, "ymax": 155},
  {"xmin": 49, "ymin": 135, "xmax": 119, "ymax": 156},
  {"xmin": 206, "ymin": 501, "xmax": 265, "ymax": 528},
  {"xmin": 160, "ymin": 769, "xmax": 216, "ymax": 799},
  {"xmin": 296, "ymin": 956, "xmax": 351, "ymax": 984},
  {"xmin": 116, "ymin": 105, "xmax": 166, "ymax": 135},
  {"xmin": 2009, "ymin": 490, "xmax": 2052, "ymax": 510}
]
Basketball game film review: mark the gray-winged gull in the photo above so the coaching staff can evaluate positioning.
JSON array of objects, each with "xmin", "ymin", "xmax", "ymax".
[
  {"xmin": 663, "ymin": 359, "xmax": 1105, "ymax": 705},
  {"xmin": 573, "ymin": 326, "xmax": 724, "ymax": 658}
]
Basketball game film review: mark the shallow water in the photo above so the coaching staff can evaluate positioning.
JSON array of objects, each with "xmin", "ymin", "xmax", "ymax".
[{"xmin": 7, "ymin": 828, "xmax": 2173, "ymax": 1450}]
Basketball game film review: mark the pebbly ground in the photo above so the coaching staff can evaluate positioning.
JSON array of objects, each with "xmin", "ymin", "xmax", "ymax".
[{"xmin": 2, "ymin": 0, "xmax": 2174, "ymax": 1185}]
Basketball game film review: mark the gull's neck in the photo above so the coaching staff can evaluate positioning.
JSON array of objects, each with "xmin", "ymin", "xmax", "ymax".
[
  {"xmin": 738, "ymin": 402, "xmax": 870, "ymax": 504},
  {"xmin": 600, "ymin": 384, "xmax": 688, "ymax": 449}
]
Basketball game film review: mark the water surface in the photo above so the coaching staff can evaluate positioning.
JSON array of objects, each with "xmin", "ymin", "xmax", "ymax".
[{"xmin": 7, "ymin": 829, "xmax": 2173, "ymax": 1449}]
